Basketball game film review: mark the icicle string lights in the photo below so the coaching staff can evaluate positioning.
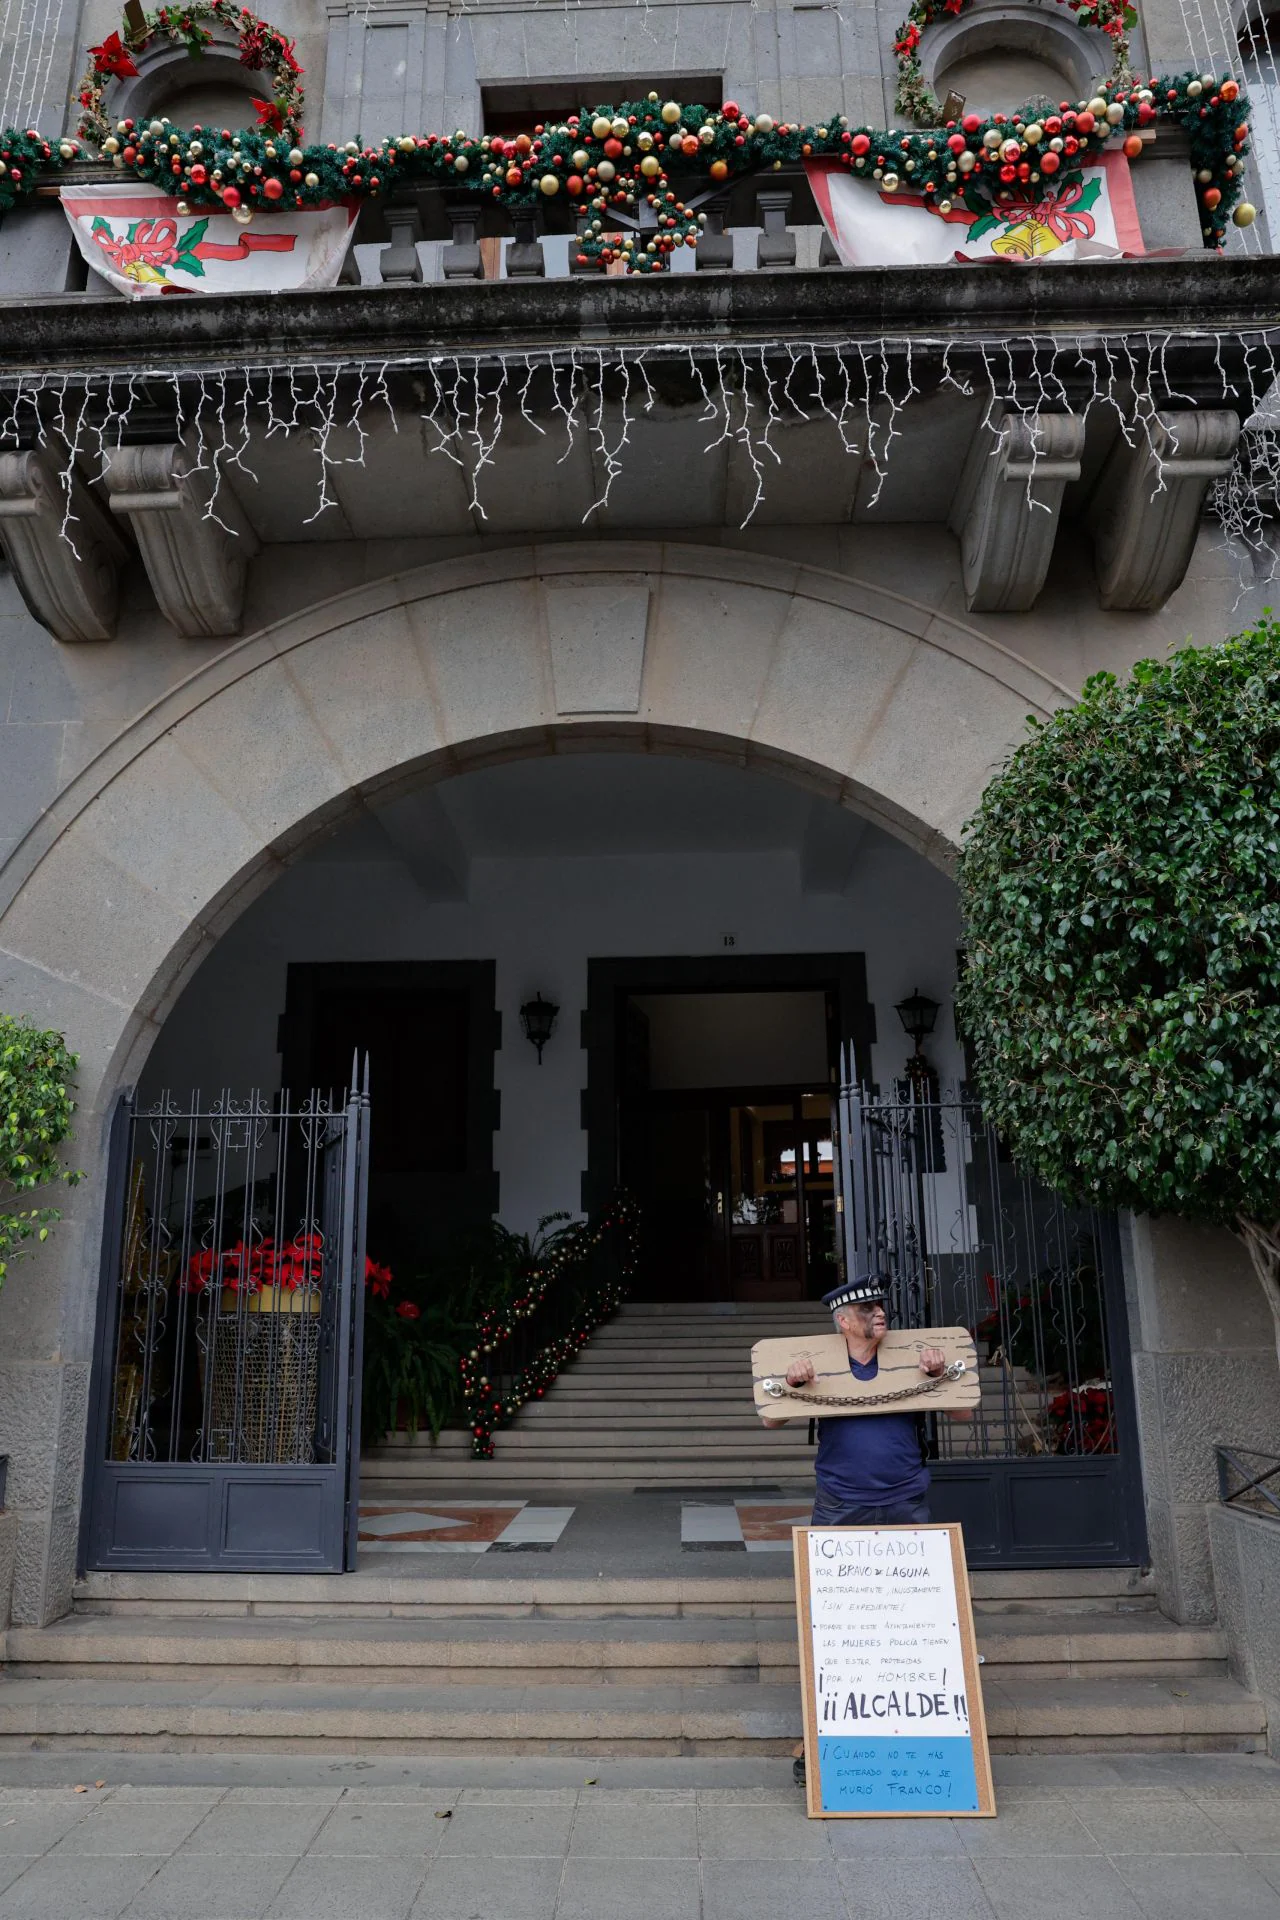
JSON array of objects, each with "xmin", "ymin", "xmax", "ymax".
[{"xmin": 1, "ymin": 334, "xmax": 1278, "ymax": 574}]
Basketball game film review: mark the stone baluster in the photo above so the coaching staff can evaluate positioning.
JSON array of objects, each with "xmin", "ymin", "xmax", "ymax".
[
  {"xmin": 506, "ymin": 206, "xmax": 546, "ymax": 279},
  {"xmin": 755, "ymin": 189, "xmax": 796, "ymax": 269},
  {"xmin": 379, "ymin": 204, "xmax": 423, "ymax": 285},
  {"xmin": 695, "ymin": 206, "xmax": 734, "ymax": 271},
  {"xmin": 442, "ymin": 203, "xmax": 484, "ymax": 280}
]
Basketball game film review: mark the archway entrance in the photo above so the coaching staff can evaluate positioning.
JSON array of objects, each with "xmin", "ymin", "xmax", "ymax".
[{"xmin": 0, "ymin": 543, "xmax": 1129, "ymax": 1605}]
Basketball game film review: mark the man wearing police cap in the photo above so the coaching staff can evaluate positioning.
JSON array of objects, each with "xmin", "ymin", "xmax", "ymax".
[
  {"xmin": 763, "ymin": 1274, "xmax": 972, "ymax": 1790},
  {"xmin": 761, "ymin": 1274, "xmax": 972, "ymax": 1528}
]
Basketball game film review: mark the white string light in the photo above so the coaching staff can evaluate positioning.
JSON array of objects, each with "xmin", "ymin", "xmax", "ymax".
[{"xmin": 0, "ymin": 334, "xmax": 1276, "ymax": 576}]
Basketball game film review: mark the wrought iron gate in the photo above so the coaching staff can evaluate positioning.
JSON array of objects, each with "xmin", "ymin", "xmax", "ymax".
[
  {"xmin": 836, "ymin": 1072, "xmax": 1146, "ymax": 1567},
  {"xmin": 81, "ymin": 1071, "xmax": 370, "ymax": 1573}
]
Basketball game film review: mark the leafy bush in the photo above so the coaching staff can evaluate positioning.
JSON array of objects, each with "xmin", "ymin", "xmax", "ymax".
[
  {"xmin": 957, "ymin": 623, "xmax": 1280, "ymax": 1360},
  {"xmin": 0, "ymin": 1016, "xmax": 79, "ymax": 1284}
]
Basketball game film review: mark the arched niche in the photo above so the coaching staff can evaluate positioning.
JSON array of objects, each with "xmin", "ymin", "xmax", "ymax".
[{"xmin": 922, "ymin": 0, "xmax": 1115, "ymax": 116}]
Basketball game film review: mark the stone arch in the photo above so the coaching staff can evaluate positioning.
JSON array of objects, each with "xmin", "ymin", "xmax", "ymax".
[{"xmin": 0, "ymin": 541, "xmax": 1071, "ymax": 1119}]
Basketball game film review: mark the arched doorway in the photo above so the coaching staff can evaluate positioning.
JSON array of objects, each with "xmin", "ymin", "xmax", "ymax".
[{"xmin": 0, "ymin": 544, "xmax": 1085, "ymax": 1610}]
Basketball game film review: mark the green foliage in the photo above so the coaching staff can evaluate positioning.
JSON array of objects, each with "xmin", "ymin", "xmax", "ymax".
[
  {"xmin": 956, "ymin": 623, "xmax": 1280, "ymax": 1235},
  {"xmin": 359, "ymin": 1213, "xmax": 582, "ymax": 1445},
  {"xmin": 0, "ymin": 1016, "xmax": 80, "ymax": 1284}
]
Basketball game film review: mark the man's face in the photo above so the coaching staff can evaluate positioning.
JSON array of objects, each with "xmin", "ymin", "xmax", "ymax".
[{"xmin": 842, "ymin": 1300, "xmax": 888, "ymax": 1343}]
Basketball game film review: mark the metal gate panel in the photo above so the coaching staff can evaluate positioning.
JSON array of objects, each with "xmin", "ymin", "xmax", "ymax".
[
  {"xmin": 835, "ymin": 1061, "xmax": 1146, "ymax": 1568},
  {"xmin": 81, "ymin": 1074, "xmax": 369, "ymax": 1574}
]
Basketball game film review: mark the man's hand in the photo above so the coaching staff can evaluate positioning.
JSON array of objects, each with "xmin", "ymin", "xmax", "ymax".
[
  {"xmin": 786, "ymin": 1358, "xmax": 816, "ymax": 1388},
  {"xmin": 919, "ymin": 1347, "xmax": 947, "ymax": 1379}
]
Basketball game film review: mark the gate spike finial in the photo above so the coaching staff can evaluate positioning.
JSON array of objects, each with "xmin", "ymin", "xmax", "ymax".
[
  {"xmin": 349, "ymin": 1049, "xmax": 359, "ymax": 1100},
  {"xmin": 362, "ymin": 1051, "xmax": 370, "ymax": 1097}
]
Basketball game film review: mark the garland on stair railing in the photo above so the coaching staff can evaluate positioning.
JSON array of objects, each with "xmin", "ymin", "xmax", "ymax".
[
  {"xmin": 0, "ymin": 0, "xmax": 1256, "ymax": 260},
  {"xmin": 460, "ymin": 1198, "xmax": 639, "ymax": 1459}
]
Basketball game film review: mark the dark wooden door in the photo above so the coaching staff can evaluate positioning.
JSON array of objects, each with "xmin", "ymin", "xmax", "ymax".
[{"xmin": 279, "ymin": 962, "xmax": 498, "ymax": 1277}]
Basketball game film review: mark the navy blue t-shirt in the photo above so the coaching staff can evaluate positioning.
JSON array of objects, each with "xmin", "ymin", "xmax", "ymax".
[{"xmin": 813, "ymin": 1352, "xmax": 929, "ymax": 1505}]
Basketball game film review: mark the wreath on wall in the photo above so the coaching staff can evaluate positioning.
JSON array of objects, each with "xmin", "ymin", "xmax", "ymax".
[{"xmin": 0, "ymin": 1, "xmax": 1256, "ymax": 264}]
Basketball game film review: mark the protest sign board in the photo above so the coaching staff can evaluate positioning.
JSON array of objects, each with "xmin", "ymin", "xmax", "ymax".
[{"xmin": 794, "ymin": 1524, "xmax": 995, "ymax": 1818}]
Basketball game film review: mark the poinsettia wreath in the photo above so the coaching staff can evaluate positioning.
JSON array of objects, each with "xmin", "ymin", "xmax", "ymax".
[{"xmin": 0, "ymin": 1, "xmax": 1255, "ymax": 264}]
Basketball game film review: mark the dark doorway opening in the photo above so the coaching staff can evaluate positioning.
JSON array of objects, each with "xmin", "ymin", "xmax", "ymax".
[
  {"xmin": 585, "ymin": 955, "xmax": 874, "ymax": 1302},
  {"xmin": 278, "ymin": 962, "xmax": 498, "ymax": 1277}
]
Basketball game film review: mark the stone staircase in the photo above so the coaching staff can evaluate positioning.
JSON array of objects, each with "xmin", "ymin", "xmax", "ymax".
[
  {"xmin": 0, "ymin": 1565, "xmax": 1266, "ymax": 1756},
  {"xmin": 363, "ymin": 1299, "xmax": 1049, "ymax": 1497}
]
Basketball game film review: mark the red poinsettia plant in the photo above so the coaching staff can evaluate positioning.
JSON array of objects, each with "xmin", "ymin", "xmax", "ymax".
[{"xmin": 183, "ymin": 1233, "xmax": 393, "ymax": 1298}]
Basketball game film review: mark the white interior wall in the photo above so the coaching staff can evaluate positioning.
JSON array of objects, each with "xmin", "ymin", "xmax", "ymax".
[{"xmin": 140, "ymin": 773, "xmax": 964, "ymax": 1233}]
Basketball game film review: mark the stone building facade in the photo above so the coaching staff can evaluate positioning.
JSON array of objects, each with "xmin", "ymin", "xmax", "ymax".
[{"xmin": 0, "ymin": 0, "xmax": 1278, "ymax": 1742}]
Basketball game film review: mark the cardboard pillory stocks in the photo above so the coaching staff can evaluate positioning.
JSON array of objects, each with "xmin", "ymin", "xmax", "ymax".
[{"xmin": 751, "ymin": 1329, "xmax": 994, "ymax": 1818}]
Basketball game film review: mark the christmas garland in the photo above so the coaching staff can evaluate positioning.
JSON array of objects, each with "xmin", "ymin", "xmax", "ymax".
[
  {"xmin": 894, "ymin": 0, "xmax": 1136, "ymax": 123},
  {"xmin": 459, "ymin": 1199, "xmax": 638, "ymax": 1459},
  {"xmin": 0, "ymin": 1, "xmax": 1255, "ymax": 256}
]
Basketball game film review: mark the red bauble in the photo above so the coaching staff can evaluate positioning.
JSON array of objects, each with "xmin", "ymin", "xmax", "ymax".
[
  {"xmin": 1075, "ymin": 110, "xmax": 1096, "ymax": 133},
  {"xmin": 189, "ymin": 163, "xmax": 207, "ymax": 184},
  {"xmin": 567, "ymin": 173, "xmax": 583, "ymax": 193},
  {"xmin": 1040, "ymin": 149, "xmax": 1060, "ymax": 172},
  {"xmin": 263, "ymin": 175, "xmax": 284, "ymax": 199},
  {"xmin": 947, "ymin": 133, "xmax": 966, "ymax": 153},
  {"xmin": 962, "ymin": 112, "xmax": 982, "ymax": 132},
  {"xmin": 723, "ymin": 100, "xmax": 739, "ymax": 119},
  {"xmin": 604, "ymin": 137, "xmax": 623, "ymax": 159},
  {"xmin": 851, "ymin": 132, "xmax": 871, "ymax": 154},
  {"xmin": 221, "ymin": 185, "xmax": 240, "ymax": 208}
]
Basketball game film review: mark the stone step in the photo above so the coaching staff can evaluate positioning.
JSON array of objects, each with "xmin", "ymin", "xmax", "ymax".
[
  {"xmin": 68, "ymin": 1565, "xmax": 1157, "ymax": 1619},
  {"xmin": 4, "ymin": 1610, "xmax": 1226, "ymax": 1689},
  {"xmin": 0, "ymin": 1672, "xmax": 1261, "ymax": 1754}
]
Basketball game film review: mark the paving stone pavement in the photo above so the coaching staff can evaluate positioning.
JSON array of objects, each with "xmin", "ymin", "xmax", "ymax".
[{"xmin": 0, "ymin": 1754, "xmax": 1276, "ymax": 1917}]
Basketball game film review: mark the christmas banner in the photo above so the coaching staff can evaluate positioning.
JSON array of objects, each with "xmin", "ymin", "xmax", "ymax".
[
  {"xmin": 805, "ymin": 150, "xmax": 1143, "ymax": 266},
  {"xmin": 61, "ymin": 184, "xmax": 356, "ymax": 298}
]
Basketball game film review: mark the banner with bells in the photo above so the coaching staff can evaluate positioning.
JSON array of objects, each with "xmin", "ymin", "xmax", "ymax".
[{"xmin": 806, "ymin": 150, "xmax": 1144, "ymax": 266}]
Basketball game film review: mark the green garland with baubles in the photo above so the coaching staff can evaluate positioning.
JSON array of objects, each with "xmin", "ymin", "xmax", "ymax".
[{"xmin": 0, "ymin": 0, "xmax": 1257, "ymax": 270}]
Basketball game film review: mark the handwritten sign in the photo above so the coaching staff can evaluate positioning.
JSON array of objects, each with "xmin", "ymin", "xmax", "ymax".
[{"xmin": 793, "ymin": 1524, "xmax": 995, "ymax": 1818}]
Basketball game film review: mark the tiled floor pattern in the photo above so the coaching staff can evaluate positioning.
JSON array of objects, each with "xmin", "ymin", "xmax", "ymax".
[
  {"xmin": 681, "ymin": 1501, "xmax": 810, "ymax": 1551},
  {"xmin": 357, "ymin": 1503, "xmax": 575, "ymax": 1553},
  {"xmin": 1, "ymin": 1759, "xmax": 1280, "ymax": 1917}
]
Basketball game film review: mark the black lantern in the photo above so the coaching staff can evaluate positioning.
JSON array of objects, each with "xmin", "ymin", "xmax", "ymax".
[
  {"xmin": 894, "ymin": 988, "xmax": 940, "ymax": 1056},
  {"xmin": 520, "ymin": 993, "xmax": 559, "ymax": 1064}
]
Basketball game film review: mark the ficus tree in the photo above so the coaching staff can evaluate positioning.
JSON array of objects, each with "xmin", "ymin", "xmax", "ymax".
[
  {"xmin": 956, "ymin": 621, "xmax": 1280, "ymax": 1369},
  {"xmin": 0, "ymin": 1014, "xmax": 80, "ymax": 1286}
]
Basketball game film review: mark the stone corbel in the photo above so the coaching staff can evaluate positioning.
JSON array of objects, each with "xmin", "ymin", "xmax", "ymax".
[
  {"xmin": 948, "ymin": 409, "xmax": 1085, "ymax": 613},
  {"xmin": 0, "ymin": 442, "xmax": 129, "ymax": 642},
  {"xmin": 105, "ymin": 443, "xmax": 259, "ymax": 639},
  {"xmin": 1088, "ymin": 410, "xmax": 1241, "ymax": 611}
]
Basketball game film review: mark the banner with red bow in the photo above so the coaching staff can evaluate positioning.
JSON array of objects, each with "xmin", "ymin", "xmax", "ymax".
[
  {"xmin": 805, "ymin": 150, "xmax": 1142, "ymax": 266},
  {"xmin": 61, "ymin": 184, "xmax": 356, "ymax": 299}
]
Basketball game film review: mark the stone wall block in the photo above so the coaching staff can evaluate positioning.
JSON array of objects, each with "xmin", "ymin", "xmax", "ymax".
[
  {"xmin": 1153, "ymin": 1352, "xmax": 1280, "ymax": 1501},
  {"xmin": 847, "ymin": 643, "xmax": 1036, "ymax": 853},
  {"xmin": 642, "ymin": 576, "xmax": 792, "ymax": 741},
  {"xmin": 407, "ymin": 579, "xmax": 551, "ymax": 743},
  {"xmin": 170, "ymin": 658, "xmax": 354, "ymax": 856},
  {"xmin": 1125, "ymin": 1214, "xmax": 1274, "ymax": 1353},
  {"xmin": 281, "ymin": 606, "xmax": 446, "ymax": 792},
  {"xmin": 1209, "ymin": 1506, "xmax": 1280, "ymax": 1750},
  {"xmin": 0, "ymin": 1510, "xmax": 16, "ymax": 1633},
  {"xmin": 9, "ymin": 1512, "xmax": 50, "ymax": 1627},
  {"xmin": 749, "ymin": 595, "xmax": 915, "ymax": 785},
  {"xmin": 0, "ymin": 827, "xmax": 197, "ymax": 1014},
  {"xmin": 0, "ymin": 1365, "xmax": 61, "ymax": 1508},
  {"xmin": 52, "ymin": 1364, "xmax": 90, "ymax": 1510}
]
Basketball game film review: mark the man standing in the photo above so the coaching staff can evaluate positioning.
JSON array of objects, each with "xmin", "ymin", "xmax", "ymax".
[
  {"xmin": 761, "ymin": 1273, "xmax": 971, "ymax": 1788},
  {"xmin": 761, "ymin": 1274, "xmax": 970, "ymax": 1522}
]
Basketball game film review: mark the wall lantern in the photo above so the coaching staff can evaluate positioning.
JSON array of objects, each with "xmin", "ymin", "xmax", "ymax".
[
  {"xmin": 894, "ymin": 987, "xmax": 940, "ymax": 1056},
  {"xmin": 519, "ymin": 993, "xmax": 559, "ymax": 1064}
]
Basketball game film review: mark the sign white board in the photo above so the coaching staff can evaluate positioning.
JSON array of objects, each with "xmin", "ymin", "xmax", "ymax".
[{"xmin": 794, "ymin": 1524, "xmax": 995, "ymax": 1818}]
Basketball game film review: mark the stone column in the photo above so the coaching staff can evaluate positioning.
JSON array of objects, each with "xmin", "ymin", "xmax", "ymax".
[{"xmin": 1122, "ymin": 1214, "xmax": 1280, "ymax": 1624}]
